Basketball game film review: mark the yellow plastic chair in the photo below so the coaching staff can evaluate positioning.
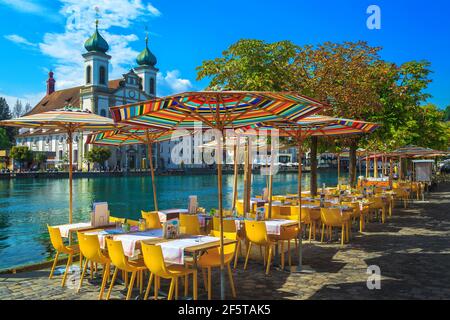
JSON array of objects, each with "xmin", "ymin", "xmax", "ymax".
[
  {"xmin": 320, "ymin": 208, "xmax": 350, "ymax": 247},
  {"xmin": 109, "ymin": 216, "xmax": 125, "ymax": 224},
  {"xmin": 212, "ymin": 217, "xmax": 242, "ymax": 269},
  {"xmin": 368, "ymin": 196, "xmax": 386, "ymax": 223},
  {"xmin": 127, "ymin": 219, "xmax": 140, "ymax": 227},
  {"xmin": 141, "ymin": 211, "xmax": 162, "ymax": 229},
  {"xmin": 198, "ymin": 230, "xmax": 237, "ymax": 300},
  {"xmin": 76, "ymin": 232, "xmax": 111, "ymax": 300},
  {"xmin": 47, "ymin": 225, "xmax": 82, "ymax": 287},
  {"xmin": 141, "ymin": 242, "xmax": 198, "ymax": 300},
  {"xmin": 244, "ymin": 221, "xmax": 276, "ymax": 275},
  {"xmin": 105, "ymin": 238, "xmax": 147, "ymax": 300},
  {"xmin": 290, "ymin": 206, "xmax": 319, "ymax": 242},
  {"xmin": 179, "ymin": 214, "xmax": 201, "ymax": 235},
  {"xmin": 342, "ymin": 201, "xmax": 365, "ymax": 232}
]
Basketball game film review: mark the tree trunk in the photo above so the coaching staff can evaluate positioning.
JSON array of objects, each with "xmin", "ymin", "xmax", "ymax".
[
  {"xmin": 349, "ymin": 140, "xmax": 358, "ymax": 188},
  {"xmin": 310, "ymin": 136, "xmax": 318, "ymax": 196}
]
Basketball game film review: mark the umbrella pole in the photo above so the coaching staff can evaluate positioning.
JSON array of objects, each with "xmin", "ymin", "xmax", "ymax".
[
  {"xmin": 217, "ymin": 131, "xmax": 226, "ymax": 300},
  {"xmin": 337, "ymin": 153, "xmax": 341, "ymax": 189},
  {"xmin": 68, "ymin": 130, "xmax": 73, "ymax": 225},
  {"xmin": 232, "ymin": 143, "xmax": 238, "ymax": 212},
  {"xmin": 374, "ymin": 156, "xmax": 378, "ymax": 178},
  {"xmin": 366, "ymin": 152, "xmax": 369, "ymax": 178},
  {"xmin": 148, "ymin": 142, "xmax": 158, "ymax": 211},
  {"xmin": 359, "ymin": 155, "xmax": 362, "ymax": 177},
  {"xmin": 296, "ymin": 143, "xmax": 304, "ymax": 272},
  {"xmin": 268, "ymin": 155, "xmax": 274, "ymax": 219},
  {"xmin": 389, "ymin": 157, "xmax": 393, "ymax": 189},
  {"xmin": 243, "ymin": 144, "xmax": 249, "ymax": 214}
]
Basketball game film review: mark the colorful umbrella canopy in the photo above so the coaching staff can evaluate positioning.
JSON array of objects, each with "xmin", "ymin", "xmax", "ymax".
[
  {"xmin": 110, "ymin": 91, "xmax": 327, "ymax": 300},
  {"xmin": 237, "ymin": 115, "xmax": 379, "ymax": 272},
  {"xmin": 87, "ymin": 128, "xmax": 189, "ymax": 211},
  {"xmin": 0, "ymin": 107, "xmax": 116, "ymax": 225},
  {"xmin": 110, "ymin": 91, "xmax": 326, "ymax": 129}
]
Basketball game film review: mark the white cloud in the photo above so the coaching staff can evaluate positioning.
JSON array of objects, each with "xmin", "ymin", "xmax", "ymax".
[
  {"xmin": 38, "ymin": 0, "xmax": 162, "ymax": 90},
  {"xmin": 147, "ymin": 3, "xmax": 161, "ymax": 17},
  {"xmin": 158, "ymin": 70, "xmax": 193, "ymax": 94},
  {"xmin": 0, "ymin": 0, "xmax": 61, "ymax": 21},
  {"xmin": 0, "ymin": 91, "xmax": 45, "ymax": 109},
  {"xmin": 4, "ymin": 34, "xmax": 37, "ymax": 47}
]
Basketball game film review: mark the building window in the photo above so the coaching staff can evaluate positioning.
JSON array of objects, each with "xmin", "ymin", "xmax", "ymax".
[
  {"xmin": 59, "ymin": 150, "xmax": 63, "ymax": 160},
  {"xmin": 99, "ymin": 66, "xmax": 106, "ymax": 85},
  {"xmin": 86, "ymin": 65, "xmax": 91, "ymax": 84},
  {"xmin": 100, "ymin": 109, "xmax": 107, "ymax": 117},
  {"xmin": 149, "ymin": 78, "xmax": 155, "ymax": 95}
]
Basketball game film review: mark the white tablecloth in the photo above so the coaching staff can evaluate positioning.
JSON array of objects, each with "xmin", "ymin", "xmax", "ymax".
[
  {"xmin": 158, "ymin": 236, "xmax": 219, "ymax": 265},
  {"xmin": 56, "ymin": 222, "xmax": 91, "ymax": 238},
  {"xmin": 234, "ymin": 219, "xmax": 294, "ymax": 235}
]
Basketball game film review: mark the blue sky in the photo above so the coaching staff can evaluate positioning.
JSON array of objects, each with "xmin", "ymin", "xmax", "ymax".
[{"xmin": 0, "ymin": 0, "xmax": 449, "ymax": 109}]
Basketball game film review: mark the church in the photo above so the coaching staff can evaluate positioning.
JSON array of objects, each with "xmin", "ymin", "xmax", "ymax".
[{"xmin": 15, "ymin": 22, "xmax": 162, "ymax": 171}]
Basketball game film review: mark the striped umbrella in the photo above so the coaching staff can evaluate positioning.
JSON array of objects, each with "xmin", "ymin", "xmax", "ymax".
[
  {"xmin": 87, "ymin": 128, "xmax": 189, "ymax": 211},
  {"xmin": 238, "ymin": 115, "xmax": 380, "ymax": 272},
  {"xmin": 0, "ymin": 107, "xmax": 116, "ymax": 224},
  {"xmin": 110, "ymin": 91, "xmax": 327, "ymax": 300}
]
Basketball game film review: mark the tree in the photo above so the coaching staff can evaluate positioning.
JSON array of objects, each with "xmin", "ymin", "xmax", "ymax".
[
  {"xmin": 86, "ymin": 147, "xmax": 112, "ymax": 169},
  {"xmin": 0, "ymin": 128, "xmax": 11, "ymax": 149},
  {"xmin": 24, "ymin": 102, "xmax": 32, "ymax": 115},
  {"xmin": 444, "ymin": 106, "xmax": 450, "ymax": 122},
  {"xmin": 34, "ymin": 152, "xmax": 48, "ymax": 171},
  {"xmin": 0, "ymin": 97, "xmax": 16, "ymax": 144},
  {"xmin": 13, "ymin": 99, "xmax": 23, "ymax": 118},
  {"xmin": 10, "ymin": 146, "xmax": 32, "ymax": 170}
]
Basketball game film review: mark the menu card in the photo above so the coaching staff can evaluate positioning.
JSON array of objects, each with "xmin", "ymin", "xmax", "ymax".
[
  {"xmin": 188, "ymin": 195, "xmax": 198, "ymax": 214},
  {"xmin": 163, "ymin": 219, "xmax": 180, "ymax": 239},
  {"xmin": 91, "ymin": 202, "xmax": 109, "ymax": 227}
]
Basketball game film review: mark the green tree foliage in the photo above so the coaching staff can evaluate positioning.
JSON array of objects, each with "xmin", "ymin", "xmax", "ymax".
[
  {"xmin": 444, "ymin": 106, "xmax": 450, "ymax": 122},
  {"xmin": 86, "ymin": 147, "xmax": 112, "ymax": 167},
  {"xmin": 10, "ymin": 146, "xmax": 32, "ymax": 169},
  {"xmin": 34, "ymin": 152, "xmax": 48, "ymax": 170},
  {"xmin": 0, "ymin": 128, "xmax": 11, "ymax": 149},
  {"xmin": 0, "ymin": 97, "xmax": 16, "ymax": 144}
]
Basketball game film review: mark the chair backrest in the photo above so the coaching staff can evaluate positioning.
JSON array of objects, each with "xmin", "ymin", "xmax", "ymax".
[
  {"xmin": 236, "ymin": 200, "xmax": 244, "ymax": 216},
  {"xmin": 127, "ymin": 219, "xmax": 140, "ymax": 227},
  {"xmin": 105, "ymin": 238, "xmax": 130, "ymax": 271},
  {"xmin": 77, "ymin": 232, "xmax": 107, "ymax": 264},
  {"xmin": 210, "ymin": 230, "xmax": 237, "ymax": 256},
  {"xmin": 179, "ymin": 214, "xmax": 201, "ymax": 235},
  {"xmin": 289, "ymin": 206, "xmax": 311, "ymax": 223},
  {"xmin": 47, "ymin": 225, "xmax": 65, "ymax": 252},
  {"xmin": 320, "ymin": 207, "xmax": 344, "ymax": 226},
  {"xmin": 244, "ymin": 220, "xmax": 268, "ymax": 245},
  {"xmin": 369, "ymin": 196, "xmax": 384, "ymax": 207},
  {"xmin": 109, "ymin": 216, "xmax": 125, "ymax": 224},
  {"xmin": 212, "ymin": 217, "xmax": 237, "ymax": 232},
  {"xmin": 141, "ymin": 242, "xmax": 170, "ymax": 277},
  {"xmin": 141, "ymin": 211, "xmax": 161, "ymax": 229}
]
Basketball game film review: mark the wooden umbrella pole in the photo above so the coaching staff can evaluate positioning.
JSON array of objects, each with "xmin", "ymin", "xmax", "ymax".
[
  {"xmin": 296, "ymin": 142, "xmax": 304, "ymax": 271},
  {"xmin": 399, "ymin": 157, "xmax": 403, "ymax": 181},
  {"xmin": 247, "ymin": 138, "xmax": 252, "ymax": 213},
  {"xmin": 337, "ymin": 153, "xmax": 341, "ymax": 189},
  {"xmin": 267, "ymin": 151, "xmax": 274, "ymax": 219},
  {"xmin": 389, "ymin": 157, "xmax": 394, "ymax": 188},
  {"xmin": 68, "ymin": 130, "xmax": 73, "ymax": 225},
  {"xmin": 243, "ymin": 143, "xmax": 249, "ymax": 214},
  {"xmin": 217, "ymin": 130, "xmax": 226, "ymax": 300},
  {"xmin": 232, "ymin": 142, "xmax": 238, "ymax": 212},
  {"xmin": 374, "ymin": 155, "xmax": 378, "ymax": 178},
  {"xmin": 147, "ymin": 142, "xmax": 158, "ymax": 211},
  {"xmin": 359, "ymin": 155, "xmax": 362, "ymax": 177}
]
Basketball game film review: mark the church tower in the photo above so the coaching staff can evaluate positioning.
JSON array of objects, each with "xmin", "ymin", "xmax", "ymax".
[
  {"xmin": 134, "ymin": 32, "xmax": 158, "ymax": 97},
  {"xmin": 80, "ymin": 20, "xmax": 111, "ymax": 116}
]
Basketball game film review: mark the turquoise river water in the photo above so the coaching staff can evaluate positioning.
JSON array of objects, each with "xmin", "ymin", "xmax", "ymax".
[{"xmin": 0, "ymin": 170, "xmax": 343, "ymax": 270}]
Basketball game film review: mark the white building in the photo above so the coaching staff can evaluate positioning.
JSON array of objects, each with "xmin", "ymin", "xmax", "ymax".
[{"xmin": 15, "ymin": 22, "xmax": 160, "ymax": 170}]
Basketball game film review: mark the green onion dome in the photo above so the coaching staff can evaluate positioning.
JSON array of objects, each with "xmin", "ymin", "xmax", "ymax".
[
  {"xmin": 136, "ymin": 35, "xmax": 157, "ymax": 67},
  {"xmin": 84, "ymin": 20, "xmax": 109, "ymax": 53}
]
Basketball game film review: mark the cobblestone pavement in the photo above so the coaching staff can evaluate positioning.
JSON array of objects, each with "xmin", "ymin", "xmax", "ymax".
[{"xmin": 1, "ymin": 184, "xmax": 450, "ymax": 300}]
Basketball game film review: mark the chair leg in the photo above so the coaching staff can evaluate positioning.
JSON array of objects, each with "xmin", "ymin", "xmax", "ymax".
[
  {"xmin": 144, "ymin": 273, "xmax": 154, "ymax": 300},
  {"xmin": 207, "ymin": 267, "xmax": 212, "ymax": 300},
  {"xmin": 184, "ymin": 274, "xmax": 189, "ymax": 297},
  {"xmin": 90, "ymin": 261, "xmax": 94, "ymax": 280},
  {"xmin": 193, "ymin": 270, "xmax": 198, "ymax": 300},
  {"xmin": 341, "ymin": 225, "xmax": 345, "ymax": 247},
  {"xmin": 154, "ymin": 276, "xmax": 160, "ymax": 300},
  {"xmin": 280, "ymin": 241, "xmax": 285, "ymax": 269},
  {"xmin": 321, "ymin": 223, "xmax": 325, "ymax": 243},
  {"xmin": 79, "ymin": 253, "xmax": 83, "ymax": 269},
  {"xmin": 167, "ymin": 278, "xmax": 175, "ymax": 300},
  {"xmin": 77, "ymin": 259, "xmax": 88, "ymax": 293},
  {"xmin": 49, "ymin": 252, "xmax": 59, "ymax": 279},
  {"xmin": 227, "ymin": 264, "xmax": 236, "ymax": 298},
  {"xmin": 98, "ymin": 263, "xmax": 109, "ymax": 300},
  {"xmin": 244, "ymin": 242, "xmax": 252, "ymax": 270},
  {"xmin": 265, "ymin": 245, "xmax": 273, "ymax": 275},
  {"xmin": 106, "ymin": 267, "xmax": 118, "ymax": 300},
  {"xmin": 287, "ymin": 240, "xmax": 292, "ymax": 267},
  {"xmin": 61, "ymin": 254, "xmax": 72, "ymax": 287},
  {"xmin": 175, "ymin": 277, "xmax": 179, "ymax": 300},
  {"xmin": 233, "ymin": 240, "xmax": 240, "ymax": 269},
  {"xmin": 126, "ymin": 271, "xmax": 136, "ymax": 300}
]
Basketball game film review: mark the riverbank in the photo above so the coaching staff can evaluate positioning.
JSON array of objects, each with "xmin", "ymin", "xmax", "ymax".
[
  {"xmin": 1, "ymin": 182, "xmax": 449, "ymax": 299},
  {"xmin": 0, "ymin": 166, "xmax": 323, "ymax": 180}
]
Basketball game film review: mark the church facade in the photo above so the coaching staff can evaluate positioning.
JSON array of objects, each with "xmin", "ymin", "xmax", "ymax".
[{"xmin": 15, "ymin": 23, "xmax": 163, "ymax": 171}]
